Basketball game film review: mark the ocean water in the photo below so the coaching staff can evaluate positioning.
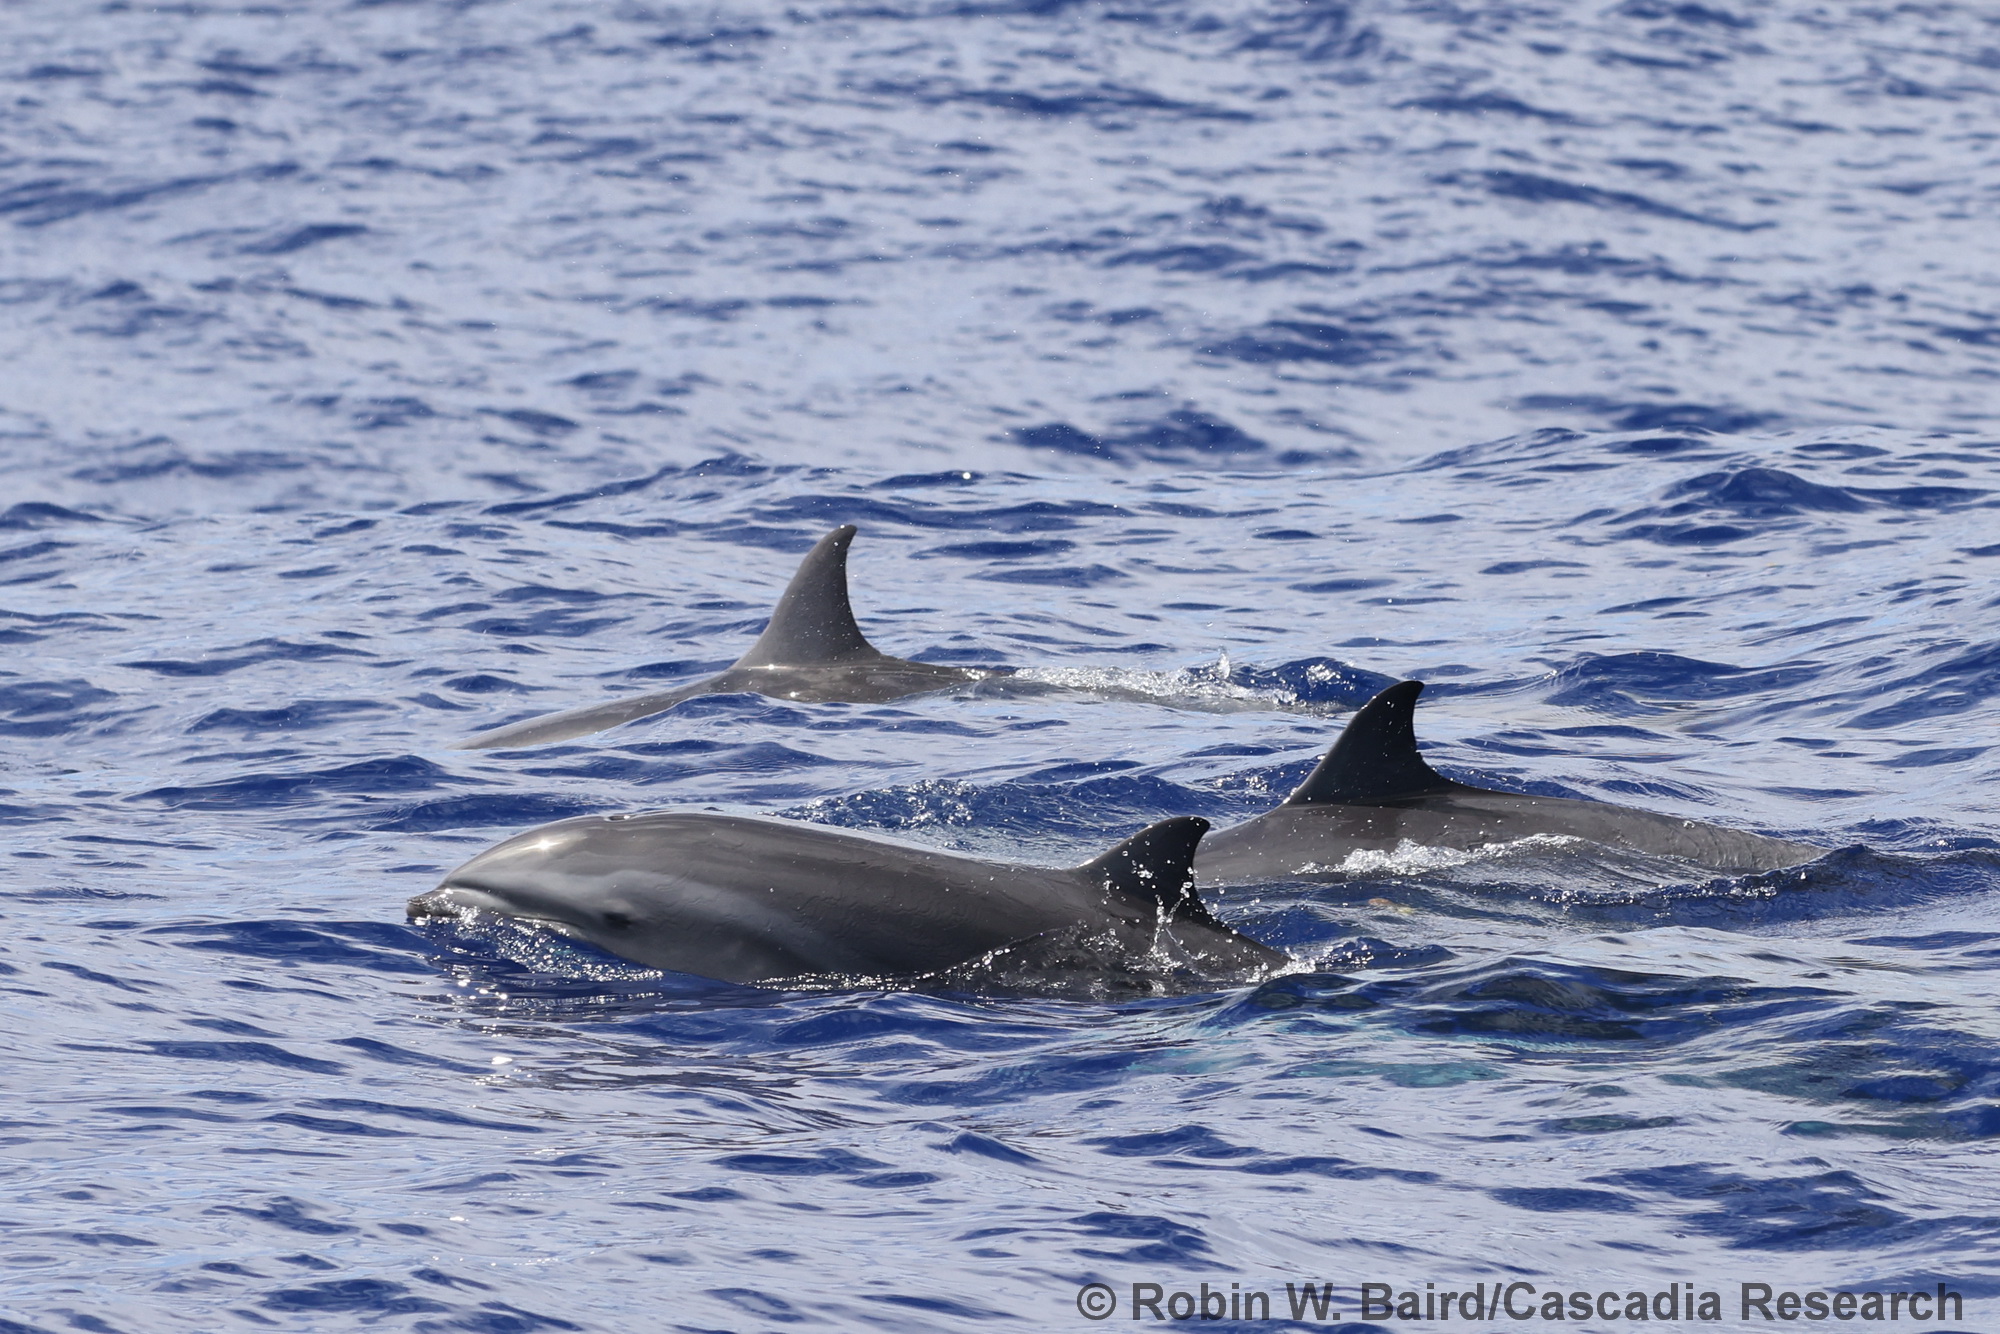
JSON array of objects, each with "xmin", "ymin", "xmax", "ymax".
[{"xmin": 4, "ymin": 1, "xmax": 2000, "ymax": 1331}]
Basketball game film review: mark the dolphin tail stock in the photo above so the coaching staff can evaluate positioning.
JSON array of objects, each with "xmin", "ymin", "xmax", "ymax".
[
  {"xmin": 1078, "ymin": 816, "xmax": 1218, "ymax": 925},
  {"xmin": 1283, "ymin": 679, "xmax": 1465, "ymax": 807},
  {"xmin": 733, "ymin": 523, "xmax": 886, "ymax": 669}
]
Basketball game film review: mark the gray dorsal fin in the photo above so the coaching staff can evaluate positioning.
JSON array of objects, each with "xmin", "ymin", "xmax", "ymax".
[
  {"xmin": 733, "ymin": 525, "xmax": 885, "ymax": 668},
  {"xmin": 1283, "ymin": 679, "xmax": 1458, "ymax": 807},
  {"xmin": 1078, "ymin": 816, "xmax": 1216, "ymax": 925}
]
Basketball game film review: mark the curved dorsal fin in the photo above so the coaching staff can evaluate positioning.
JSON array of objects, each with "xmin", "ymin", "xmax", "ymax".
[
  {"xmin": 1078, "ymin": 816, "xmax": 1216, "ymax": 924},
  {"xmin": 733, "ymin": 525, "xmax": 885, "ymax": 668},
  {"xmin": 1283, "ymin": 679, "xmax": 1457, "ymax": 807}
]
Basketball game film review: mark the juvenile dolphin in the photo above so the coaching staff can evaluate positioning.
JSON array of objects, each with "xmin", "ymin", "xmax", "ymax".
[
  {"xmin": 409, "ymin": 813, "xmax": 1287, "ymax": 986},
  {"xmin": 454, "ymin": 525, "xmax": 1002, "ymax": 749},
  {"xmin": 1196, "ymin": 681, "xmax": 1824, "ymax": 881}
]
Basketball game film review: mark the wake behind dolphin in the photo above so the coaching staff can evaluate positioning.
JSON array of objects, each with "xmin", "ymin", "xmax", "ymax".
[
  {"xmin": 409, "ymin": 812, "xmax": 1286, "ymax": 988},
  {"xmin": 1196, "ymin": 680, "xmax": 1825, "ymax": 882},
  {"xmin": 455, "ymin": 525, "xmax": 1003, "ymax": 749}
]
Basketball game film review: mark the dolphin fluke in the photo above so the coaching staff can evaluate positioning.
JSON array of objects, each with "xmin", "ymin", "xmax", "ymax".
[
  {"xmin": 734, "ymin": 524, "xmax": 881, "ymax": 668},
  {"xmin": 1079, "ymin": 815, "xmax": 1216, "ymax": 924},
  {"xmin": 1283, "ymin": 679, "xmax": 1459, "ymax": 806}
]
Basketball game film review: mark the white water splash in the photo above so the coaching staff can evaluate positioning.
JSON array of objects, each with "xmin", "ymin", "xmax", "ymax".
[
  {"xmin": 1009, "ymin": 658, "xmax": 1292, "ymax": 712},
  {"xmin": 1301, "ymin": 834, "xmax": 1590, "ymax": 877}
]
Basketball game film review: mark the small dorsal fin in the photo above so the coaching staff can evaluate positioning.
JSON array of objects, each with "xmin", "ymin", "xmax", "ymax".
[
  {"xmin": 733, "ymin": 525, "xmax": 885, "ymax": 668},
  {"xmin": 1283, "ymin": 679, "xmax": 1458, "ymax": 807},
  {"xmin": 1078, "ymin": 816, "xmax": 1216, "ymax": 924}
]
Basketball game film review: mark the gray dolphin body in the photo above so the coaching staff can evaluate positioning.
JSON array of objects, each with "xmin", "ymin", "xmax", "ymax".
[
  {"xmin": 409, "ymin": 813, "xmax": 1286, "ymax": 986},
  {"xmin": 1196, "ymin": 681, "xmax": 1823, "ymax": 882},
  {"xmin": 454, "ymin": 525, "xmax": 1000, "ymax": 749}
]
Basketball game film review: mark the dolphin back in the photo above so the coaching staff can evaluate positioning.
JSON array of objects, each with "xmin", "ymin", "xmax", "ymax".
[
  {"xmin": 1201, "ymin": 679, "xmax": 1823, "ymax": 878},
  {"xmin": 413, "ymin": 810, "xmax": 1287, "ymax": 987}
]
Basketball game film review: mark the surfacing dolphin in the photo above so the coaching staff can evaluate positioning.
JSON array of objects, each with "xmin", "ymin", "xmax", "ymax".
[
  {"xmin": 454, "ymin": 525, "xmax": 1004, "ymax": 749},
  {"xmin": 1196, "ymin": 680, "xmax": 1824, "ymax": 881},
  {"xmin": 409, "ymin": 813, "xmax": 1287, "ymax": 988}
]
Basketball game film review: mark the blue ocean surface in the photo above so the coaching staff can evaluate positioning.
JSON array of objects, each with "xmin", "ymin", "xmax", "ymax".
[{"xmin": 4, "ymin": 1, "xmax": 2000, "ymax": 1331}]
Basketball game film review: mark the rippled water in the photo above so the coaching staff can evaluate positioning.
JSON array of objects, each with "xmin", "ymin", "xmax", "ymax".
[{"xmin": 6, "ymin": 1, "xmax": 2000, "ymax": 1331}]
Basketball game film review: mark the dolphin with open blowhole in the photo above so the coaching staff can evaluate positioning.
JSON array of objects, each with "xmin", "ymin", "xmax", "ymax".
[
  {"xmin": 454, "ymin": 525, "xmax": 1003, "ymax": 749},
  {"xmin": 1194, "ymin": 679, "xmax": 1826, "ymax": 882},
  {"xmin": 408, "ymin": 812, "xmax": 1287, "ymax": 988}
]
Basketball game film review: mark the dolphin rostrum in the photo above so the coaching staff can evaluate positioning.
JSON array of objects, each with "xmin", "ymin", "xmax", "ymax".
[
  {"xmin": 454, "ymin": 525, "xmax": 1001, "ymax": 750},
  {"xmin": 409, "ymin": 813, "xmax": 1288, "ymax": 987},
  {"xmin": 1195, "ymin": 680, "xmax": 1824, "ymax": 881}
]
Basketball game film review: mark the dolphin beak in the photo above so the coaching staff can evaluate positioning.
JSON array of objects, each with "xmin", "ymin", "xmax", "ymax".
[
  {"xmin": 407, "ymin": 887, "xmax": 468, "ymax": 920},
  {"xmin": 407, "ymin": 881, "xmax": 579, "ymax": 938},
  {"xmin": 407, "ymin": 884, "xmax": 518, "ymax": 920}
]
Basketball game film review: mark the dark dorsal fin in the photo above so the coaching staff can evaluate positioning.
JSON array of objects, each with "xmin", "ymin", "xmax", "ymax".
[
  {"xmin": 1078, "ymin": 816, "xmax": 1216, "ymax": 925},
  {"xmin": 733, "ymin": 525, "xmax": 885, "ymax": 668},
  {"xmin": 1283, "ymin": 679, "xmax": 1458, "ymax": 807}
]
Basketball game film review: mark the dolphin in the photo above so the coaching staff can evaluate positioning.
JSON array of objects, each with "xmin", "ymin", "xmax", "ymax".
[
  {"xmin": 454, "ymin": 525, "xmax": 1003, "ymax": 749},
  {"xmin": 408, "ymin": 813, "xmax": 1287, "ymax": 987},
  {"xmin": 1195, "ymin": 680, "xmax": 1824, "ymax": 881}
]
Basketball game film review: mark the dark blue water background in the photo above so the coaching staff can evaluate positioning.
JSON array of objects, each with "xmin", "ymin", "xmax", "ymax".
[{"xmin": 5, "ymin": 1, "xmax": 2000, "ymax": 1330}]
